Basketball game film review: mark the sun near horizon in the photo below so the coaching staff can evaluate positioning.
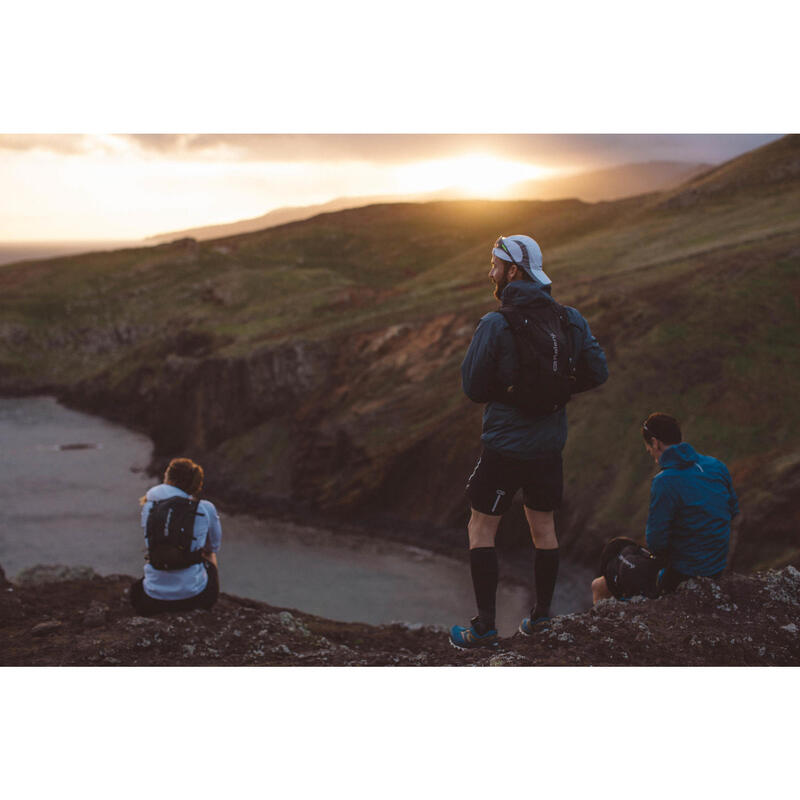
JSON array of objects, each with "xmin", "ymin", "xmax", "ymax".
[
  {"xmin": 0, "ymin": 141, "xmax": 560, "ymax": 243},
  {"xmin": 395, "ymin": 153, "xmax": 556, "ymax": 197}
]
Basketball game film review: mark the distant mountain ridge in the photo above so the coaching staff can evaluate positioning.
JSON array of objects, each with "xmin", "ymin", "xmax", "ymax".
[
  {"xmin": 144, "ymin": 160, "xmax": 709, "ymax": 245},
  {"xmin": 143, "ymin": 187, "xmax": 463, "ymax": 245},
  {"xmin": 507, "ymin": 160, "xmax": 711, "ymax": 202}
]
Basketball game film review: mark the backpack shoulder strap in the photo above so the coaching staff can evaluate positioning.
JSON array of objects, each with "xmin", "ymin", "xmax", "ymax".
[
  {"xmin": 497, "ymin": 304, "xmax": 525, "ymax": 331},
  {"xmin": 552, "ymin": 303, "xmax": 581, "ymax": 374}
]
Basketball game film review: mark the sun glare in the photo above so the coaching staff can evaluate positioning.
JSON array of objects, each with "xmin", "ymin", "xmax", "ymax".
[
  {"xmin": 0, "ymin": 139, "xmax": 561, "ymax": 240},
  {"xmin": 395, "ymin": 154, "xmax": 553, "ymax": 197}
]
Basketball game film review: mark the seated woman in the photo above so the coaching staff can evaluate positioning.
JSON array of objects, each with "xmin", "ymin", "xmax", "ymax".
[{"xmin": 130, "ymin": 457, "xmax": 222, "ymax": 614}]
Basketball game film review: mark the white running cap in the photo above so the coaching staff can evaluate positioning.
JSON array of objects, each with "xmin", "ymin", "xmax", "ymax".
[{"xmin": 492, "ymin": 235, "xmax": 551, "ymax": 286}]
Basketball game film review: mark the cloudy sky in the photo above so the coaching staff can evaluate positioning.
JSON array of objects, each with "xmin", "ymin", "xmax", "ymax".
[{"xmin": 0, "ymin": 134, "xmax": 781, "ymax": 242}]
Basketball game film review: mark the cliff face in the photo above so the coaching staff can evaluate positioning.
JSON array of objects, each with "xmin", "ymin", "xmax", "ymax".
[
  {"xmin": 2, "ymin": 562, "xmax": 798, "ymax": 666},
  {"xmin": 63, "ymin": 310, "xmax": 481, "ymax": 529}
]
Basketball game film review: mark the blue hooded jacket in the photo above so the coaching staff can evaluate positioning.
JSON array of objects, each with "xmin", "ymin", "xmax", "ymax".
[
  {"xmin": 646, "ymin": 443, "xmax": 740, "ymax": 577},
  {"xmin": 461, "ymin": 281, "xmax": 609, "ymax": 458}
]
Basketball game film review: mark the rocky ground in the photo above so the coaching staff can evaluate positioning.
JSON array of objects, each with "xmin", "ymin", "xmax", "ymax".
[{"xmin": 1, "ymin": 561, "xmax": 798, "ymax": 666}]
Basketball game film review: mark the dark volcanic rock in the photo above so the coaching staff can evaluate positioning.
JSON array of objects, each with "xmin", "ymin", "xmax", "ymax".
[
  {"xmin": 82, "ymin": 602, "xmax": 109, "ymax": 628},
  {"xmin": 15, "ymin": 565, "xmax": 98, "ymax": 586},
  {"xmin": 1, "ymin": 562, "xmax": 798, "ymax": 666},
  {"xmin": 31, "ymin": 620, "xmax": 63, "ymax": 636}
]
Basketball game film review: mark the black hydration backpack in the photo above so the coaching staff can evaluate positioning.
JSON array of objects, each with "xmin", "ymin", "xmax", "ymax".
[
  {"xmin": 145, "ymin": 496, "xmax": 204, "ymax": 571},
  {"xmin": 600, "ymin": 537, "xmax": 661, "ymax": 600},
  {"xmin": 498, "ymin": 298, "xmax": 575, "ymax": 417}
]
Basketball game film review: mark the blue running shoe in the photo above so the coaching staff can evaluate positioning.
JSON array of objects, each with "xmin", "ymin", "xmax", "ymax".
[
  {"xmin": 449, "ymin": 617, "xmax": 499, "ymax": 650},
  {"xmin": 518, "ymin": 615, "xmax": 550, "ymax": 637}
]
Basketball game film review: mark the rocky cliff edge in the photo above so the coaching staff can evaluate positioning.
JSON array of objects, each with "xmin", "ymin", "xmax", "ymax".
[{"xmin": 1, "ymin": 562, "xmax": 798, "ymax": 666}]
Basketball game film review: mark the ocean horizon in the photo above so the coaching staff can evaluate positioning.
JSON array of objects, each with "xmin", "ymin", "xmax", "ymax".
[{"xmin": 0, "ymin": 240, "xmax": 141, "ymax": 267}]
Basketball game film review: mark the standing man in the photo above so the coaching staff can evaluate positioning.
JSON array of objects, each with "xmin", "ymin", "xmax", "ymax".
[
  {"xmin": 591, "ymin": 413, "xmax": 740, "ymax": 603},
  {"xmin": 450, "ymin": 234, "xmax": 609, "ymax": 649}
]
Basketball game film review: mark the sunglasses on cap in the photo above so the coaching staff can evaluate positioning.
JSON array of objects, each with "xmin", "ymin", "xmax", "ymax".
[{"xmin": 494, "ymin": 236, "xmax": 521, "ymax": 268}]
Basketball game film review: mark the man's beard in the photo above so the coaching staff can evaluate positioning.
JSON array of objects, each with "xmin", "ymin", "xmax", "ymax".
[{"xmin": 492, "ymin": 265, "xmax": 511, "ymax": 301}]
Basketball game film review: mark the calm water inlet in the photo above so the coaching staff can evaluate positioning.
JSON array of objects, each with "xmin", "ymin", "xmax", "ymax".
[{"xmin": 0, "ymin": 397, "xmax": 590, "ymax": 635}]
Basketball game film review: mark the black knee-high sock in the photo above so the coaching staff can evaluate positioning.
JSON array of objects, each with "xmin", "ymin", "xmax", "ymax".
[
  {"xmin": 469, "ymin": 547, "xmax": 498, "ymax": 630},
  {"xmin": 533, "ymin": 547, "xmax": 559, "ymax": 619}
]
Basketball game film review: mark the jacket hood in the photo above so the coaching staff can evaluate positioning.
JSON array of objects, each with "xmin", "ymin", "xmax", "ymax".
[
  {"xmin": 659, "ymin": 442, "xmax": 699, "ymax": 470},
  {"xmin": 500, "ymin": 280, "xmax": 554, "ymax": 308}
]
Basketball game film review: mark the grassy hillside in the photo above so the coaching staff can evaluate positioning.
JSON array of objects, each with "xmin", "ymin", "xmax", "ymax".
[{"xmin": 2, "ymin": 135, "xmax": 799, "ymax": 571}]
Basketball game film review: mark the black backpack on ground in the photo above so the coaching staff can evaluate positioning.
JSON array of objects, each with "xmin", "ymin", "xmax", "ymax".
[
  {"xmin": 498, "ymin": 298, "xmax": 576, "ymax": 417},
  {"xmin": 600, "ymin": 537, "xmax": 661, "ymax": 600},
  {"xmin": 146, "ymin": 496, "xmax": 205, "ymax": 571}
]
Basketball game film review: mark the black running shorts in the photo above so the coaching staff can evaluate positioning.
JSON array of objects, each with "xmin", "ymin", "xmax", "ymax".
[{"xmin": 466, "ymin": 447, "xmax": 563, "ymax": 515}]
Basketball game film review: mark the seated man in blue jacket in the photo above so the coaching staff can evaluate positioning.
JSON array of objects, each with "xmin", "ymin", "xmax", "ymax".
[
  {"xmin": 450, "ymin": 234, "xmax": 609, "ymax": 649},
  {"xmin": 591, "ymin": 413, "xmax": 740, "ymax": 603}
]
